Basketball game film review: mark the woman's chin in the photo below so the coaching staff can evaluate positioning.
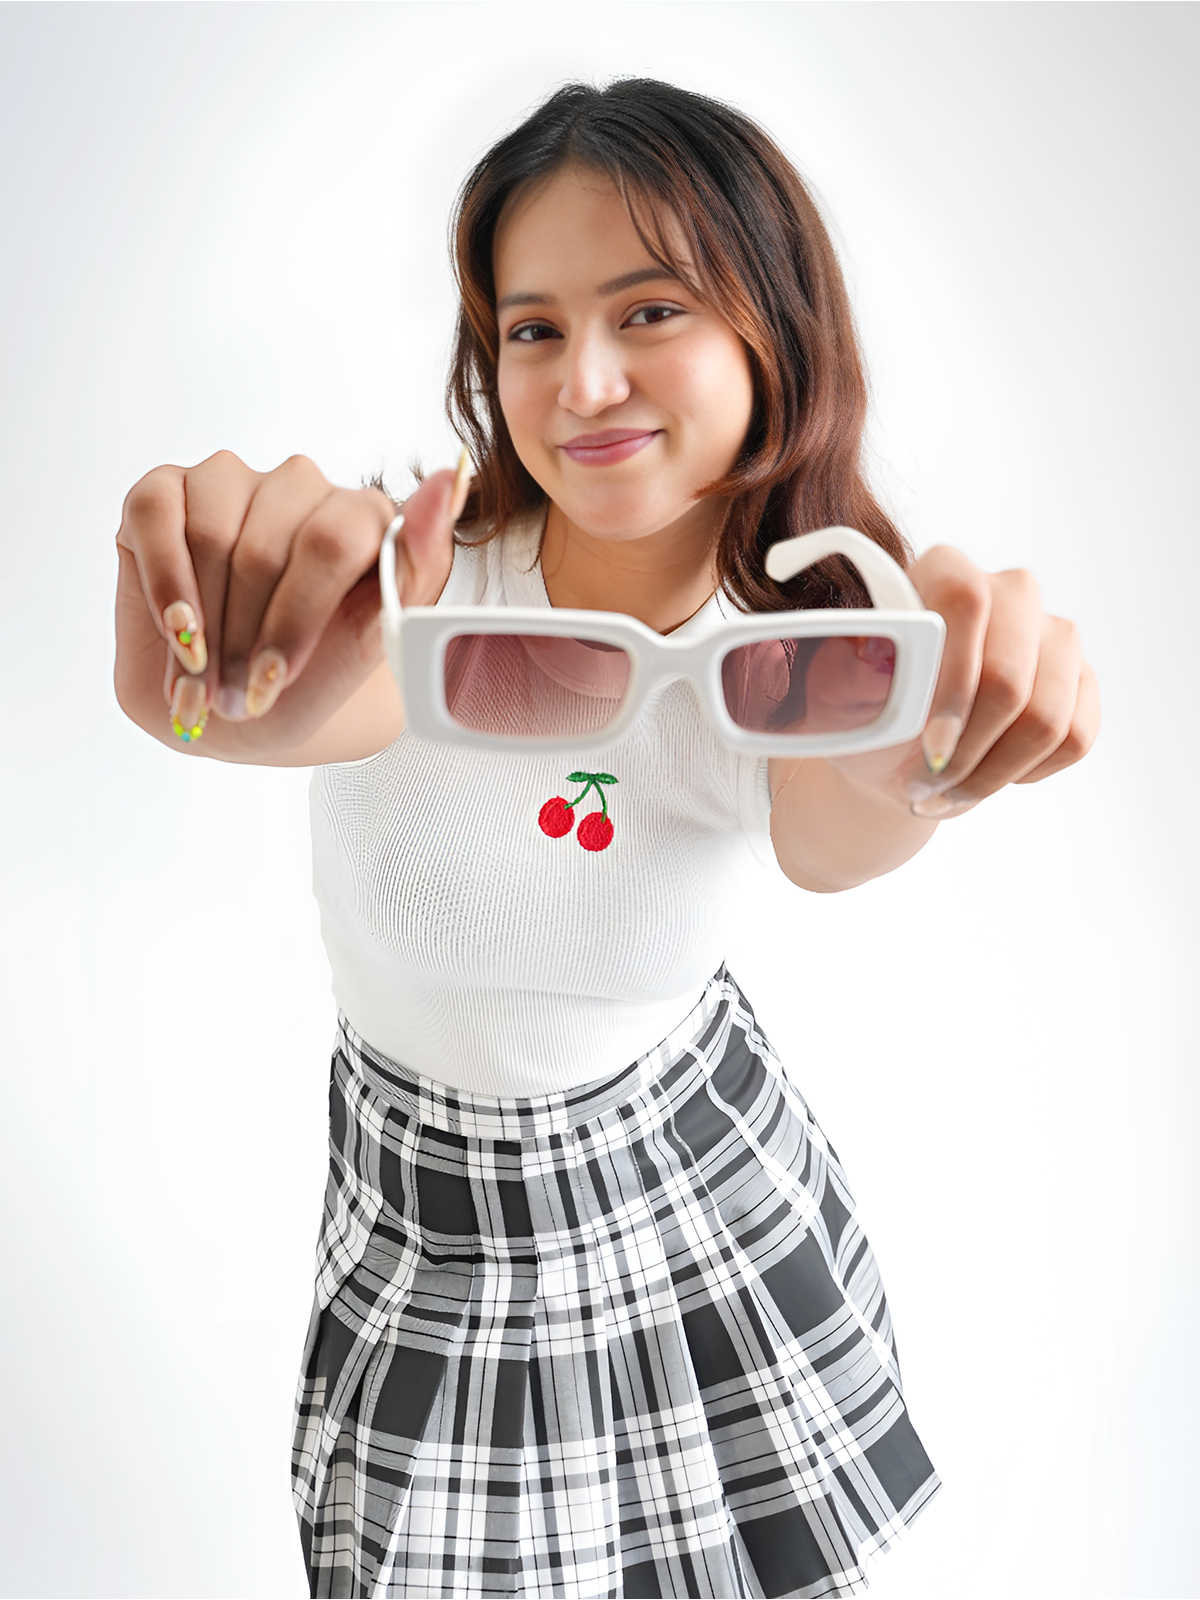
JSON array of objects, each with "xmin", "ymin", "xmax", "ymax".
[{"xmin": 554, "ymin": 489, "xmax": 699, "ymax": 544}]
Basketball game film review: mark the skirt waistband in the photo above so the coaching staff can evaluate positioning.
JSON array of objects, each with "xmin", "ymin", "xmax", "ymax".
[{"xmin": 337, "ymin": 965, "xmax": 738, "ymax": 1142}]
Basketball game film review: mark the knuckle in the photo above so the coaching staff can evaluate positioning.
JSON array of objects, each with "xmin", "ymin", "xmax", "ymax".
[
  {"xmin": 299, "ymin": 510, "xmax": 372, "ymax": 570},
  {"xmin": 361, "ymin": 483, "xmax": 399, "ymax": 520},
  {"xmin": 998, "ymin": 566, "xmax": 1040, "ymax": 604},
  {"xmin": 197, "ymin": 447, "xmax": 248, "ymax": 475},
  {"xmin": 276, "ymin": 452, "xmax": 327, "ymax": 488},
  {"xmin": 296, "ymin": 518, "xmax": 345, "ymax": 570},
  {"xmin": 1056, "ymin": 717, "xmax": 1093, "ymax": 765},
  {"xmin": 123, "ymin": 470, "xmax": 179, "ymax": 522},
  {"xmin": 230, "ymin": 539, "xmax": 285, "ymax": 587},
  {"xmin": 976, "ymin": 662, "xmax": 1027, "ymax": 720},
  {"xmin": 935, "ymin": 570, "xmax": 989, "ymax": 617},
  {"xmin": 1049, "ymin": 615, "xmax": 1081, "ymax": 652},
  {"xmin": 1020, "ymin": 702, "xmax": 1070, "ymax": 754},
  {"xmin": 184, "ymin": 517, "xmax": 233, "ymax": 561}
]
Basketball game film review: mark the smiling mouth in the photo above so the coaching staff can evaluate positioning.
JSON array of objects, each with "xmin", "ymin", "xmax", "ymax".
[{"xmin": 559, "ymin": 429, "xmax": 660, "ymax": 466}]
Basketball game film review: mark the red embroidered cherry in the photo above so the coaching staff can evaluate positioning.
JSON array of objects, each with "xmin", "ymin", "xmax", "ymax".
[
  {"xmin": 537, "ymin": 771, "xmax": 618, "ymax": 851},
  {"xmin": 577, "ymin": 812, "xmax": 614, "ymax": 852},
  {"xmin": 538, "ymin": 797, "xmax": 575, "ymax": 837}
]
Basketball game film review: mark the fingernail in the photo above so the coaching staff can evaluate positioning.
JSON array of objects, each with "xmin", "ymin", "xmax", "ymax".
[
  {"xmin": 905, "ymin": 772, "xmax": 961, "ymax": 803},
  {"xmin": 244, "ymin": 648, "xmax": 287, "ymax": 718},
  {"xmin": 163, "ymin": 601, "xmax": 208, "ymax": 675},
  {"xmin": 922, "ymin": 713, "xmax": 964, "ymax": 775},
  {"xmin": 215, "ymin": 684, "xmax": 247, "ymax": 720},
  {"xmin": 906, "ymin": 779, "xmax": 939, "ymax": 803},
  {"xmin": 170, "ymin": 675, "xmax": 208, "ymax": 743},
  {"xmin": 911, "ymin": 788, "xmax": 970, "ymax": 819},
  {"xmin": 449, "ymin": 446, "xmax": 472, "ymax": 522}
]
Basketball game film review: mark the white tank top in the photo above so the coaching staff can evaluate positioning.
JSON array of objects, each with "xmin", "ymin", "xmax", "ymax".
[{"xmin": 310, "ymin": 512, "xmax": 773, "ymax": 1096}]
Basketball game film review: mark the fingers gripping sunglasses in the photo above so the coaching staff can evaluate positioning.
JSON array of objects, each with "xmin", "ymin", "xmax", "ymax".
[{"xmin": 379, "ymin": 521, "xmax": 945, "ymax": 758}]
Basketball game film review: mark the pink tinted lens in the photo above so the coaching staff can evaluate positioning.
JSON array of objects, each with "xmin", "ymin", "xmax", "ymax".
[
  {"xmin": 721, "ymin": 634, "xmax": 896, "ymax": 735},
  {"xmin": 444, "ymin": 633, "xmax": 632, "ymax": 738}
]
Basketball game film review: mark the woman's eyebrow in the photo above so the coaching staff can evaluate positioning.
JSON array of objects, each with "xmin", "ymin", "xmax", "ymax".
[
  {"xmin": 496, "ymin": 267, "xmax": 681, "ymax": 313},
  {"xmin": 595, "ymin": 267, "xmax": 681, "ymax": 296}
]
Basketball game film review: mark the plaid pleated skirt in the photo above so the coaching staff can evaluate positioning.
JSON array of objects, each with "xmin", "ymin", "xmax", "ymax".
[{"xmin": 293, "ymin": 969, "xmax": 938, "ymax": 1599}]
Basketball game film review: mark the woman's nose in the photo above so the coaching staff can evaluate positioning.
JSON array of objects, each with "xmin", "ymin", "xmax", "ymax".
[{"xmin": 557, "ymin": 329, "xmax": 631, "ymax": 416}]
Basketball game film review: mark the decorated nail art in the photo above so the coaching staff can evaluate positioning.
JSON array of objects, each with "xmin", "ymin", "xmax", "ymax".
[
  {"xmin": 171, "ymin": 710, "xmax": 208, "ymax": 742},
  {"xmin": 922, "ymin": 713, "xmax": 964, "ymax": 775},
  {"xmin": 163, "ymin": 600, "xmax": 208, "ymax": 675},
  {"xmin": 170, "ymin": 675, "xmax": 208, "ymax": 743},
  {"xmin": 245, "ymin": 648, "xmax": 288, "ymax": 718}
]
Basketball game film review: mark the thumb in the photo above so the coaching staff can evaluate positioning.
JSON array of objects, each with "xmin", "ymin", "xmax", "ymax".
[{"xmin": 396, "ymin": 453, "xmax": 471, "ymax": 607}]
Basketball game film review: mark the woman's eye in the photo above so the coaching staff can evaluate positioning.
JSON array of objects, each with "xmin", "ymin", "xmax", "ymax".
[
  {"xmin": 626, "ymin": 304, "xmax": 683, "ymax": 327},
  {"xmin": 509, "ymin": 321, "xmax": 560, "ymax": 343}
]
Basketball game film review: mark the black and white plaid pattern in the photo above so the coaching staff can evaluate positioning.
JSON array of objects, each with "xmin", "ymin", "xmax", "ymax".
[{"xmin": 293, "ymin": 969, "xmax": 938, "ymax": 1598}]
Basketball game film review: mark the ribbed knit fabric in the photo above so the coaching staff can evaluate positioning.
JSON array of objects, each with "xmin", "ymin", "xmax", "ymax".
[{"xmin": 310, "ymin": 513, "xmax": 773, "ymax": 1096}]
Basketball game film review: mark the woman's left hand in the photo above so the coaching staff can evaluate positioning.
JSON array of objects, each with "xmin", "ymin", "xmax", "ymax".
[{"xmin": 830, "ymin": 545, "xmax": 1101, "ymax": 818}]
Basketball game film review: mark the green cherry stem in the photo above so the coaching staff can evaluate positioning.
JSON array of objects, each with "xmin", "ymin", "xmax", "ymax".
[
  {"xmin": 563, "ymin": 771, "xmax": 617, "ymax": 818},
  {"xmin": 565, "ymin": 779, "xmax": 599, "ymax": 813}
]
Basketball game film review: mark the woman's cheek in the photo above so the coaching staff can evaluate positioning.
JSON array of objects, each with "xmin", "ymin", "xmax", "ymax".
[
  {"xmin": 685, "ymin": 346, "xmax": 755, "ymax": 472},
  {"xmin": 496, "ymin": 365, "xmax": 524, "ymax": 446},
  {"xmin": 497, "ymin": 370, "xmax": 550, "ymax": 481}
]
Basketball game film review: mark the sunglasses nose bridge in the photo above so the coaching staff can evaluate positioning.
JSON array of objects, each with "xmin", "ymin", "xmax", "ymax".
[{"xmin": 645, "ymin": 633, "xmax": 718, "ymax": 694}]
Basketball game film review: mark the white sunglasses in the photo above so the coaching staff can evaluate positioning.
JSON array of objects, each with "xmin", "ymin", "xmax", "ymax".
[{"xmin": 379, "ymin": 521, "xmax": 944, "ymax": 757}]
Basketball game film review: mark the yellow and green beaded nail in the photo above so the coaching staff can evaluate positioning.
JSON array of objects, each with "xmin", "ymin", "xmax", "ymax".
[{"xmin": 171, "ymin": 710, "xmax": 208, "ymax": 743}]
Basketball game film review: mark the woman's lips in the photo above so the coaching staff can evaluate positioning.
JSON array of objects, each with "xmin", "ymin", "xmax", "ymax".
[{"xmin": 559, "ymin": 429, "xmax": 660, "ymax": 466}]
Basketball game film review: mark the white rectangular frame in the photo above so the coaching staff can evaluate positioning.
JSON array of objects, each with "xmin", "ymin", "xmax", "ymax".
[{"xmin": 380, "ymin": 523, "xmax": 946, "ymax": 757}]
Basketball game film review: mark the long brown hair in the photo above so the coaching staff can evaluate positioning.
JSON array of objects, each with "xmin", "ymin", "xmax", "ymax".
[{"xmin": 447, "ymin": 79, "xmax": 908, "ymax": 612}]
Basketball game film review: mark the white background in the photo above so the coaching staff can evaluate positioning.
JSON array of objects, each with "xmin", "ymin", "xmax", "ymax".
[{"xmin": 1, "ymin": 4, "xmax": 1196, "ymax": 1597}]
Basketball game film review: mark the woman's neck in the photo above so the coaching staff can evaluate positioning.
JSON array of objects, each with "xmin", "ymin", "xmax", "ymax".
[{"xmin": 540, "ymin": 499, "xmax": 725, "ymax": 634}]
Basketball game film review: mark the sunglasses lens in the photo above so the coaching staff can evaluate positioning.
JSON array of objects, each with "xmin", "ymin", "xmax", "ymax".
[
  {"xmin": 722, "ymin": 634, "xmax": 896, "ymax": 735},
  {"xmin": 444, "ymin": 633, "xmax": 632, "ymax": 738}
]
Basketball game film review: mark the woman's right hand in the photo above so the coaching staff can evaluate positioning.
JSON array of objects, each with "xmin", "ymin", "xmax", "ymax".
[{"xmin": 114, "ymin": 450, "xmax": 468, "ymax": 764}]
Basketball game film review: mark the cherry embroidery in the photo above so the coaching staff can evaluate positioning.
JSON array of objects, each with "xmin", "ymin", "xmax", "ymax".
[
  {"xmin": 538, "ymin": 797, "xmax": 575, "ymax": 837},
  {"xmin": 577, "ymin": 811, "xmax": 615, "ymax": 852},
  {"xmin": 537, "ymin": 771, "xmax": 618, "ymax": 852}
]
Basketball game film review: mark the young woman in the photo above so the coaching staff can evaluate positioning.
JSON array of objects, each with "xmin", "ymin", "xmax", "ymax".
[{"xmin": 114, "ymin": 80, "xmax": 1097, "ymax": 1600}]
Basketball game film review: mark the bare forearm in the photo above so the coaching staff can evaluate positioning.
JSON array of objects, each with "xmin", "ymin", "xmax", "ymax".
[{"xmin": 768, "ymin": 758, "xmax": 937, "ymax": 892}]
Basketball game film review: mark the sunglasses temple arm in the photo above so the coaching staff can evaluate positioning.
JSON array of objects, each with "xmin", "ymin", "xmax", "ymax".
[
  {"xmin": 764, "ymin": 526, "xmax": 926, "ymax": 611},
  {"xmin": 379, "ymin": 514, "xmax": 405, "ymax": 636}
]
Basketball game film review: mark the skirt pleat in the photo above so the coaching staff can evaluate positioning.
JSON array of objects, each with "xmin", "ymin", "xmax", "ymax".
[{"xmin": 292, "ymin": 969, "xmax": 939, "ymax": 1599}]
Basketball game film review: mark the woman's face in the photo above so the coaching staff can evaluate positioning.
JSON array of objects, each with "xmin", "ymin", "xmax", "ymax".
[{"xmin": 493, "ymin": 165, "xmax": 756, "ymax": 545}]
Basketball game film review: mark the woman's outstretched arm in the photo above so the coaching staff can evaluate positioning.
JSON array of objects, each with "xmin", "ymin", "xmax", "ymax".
[
  {"xmin": 768, "ymin": 545, "xmax": 1101, "ymax": 892},
  {"xmin": 114, "ymin": 451, "xmax": 464, "ymax": 766}
]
